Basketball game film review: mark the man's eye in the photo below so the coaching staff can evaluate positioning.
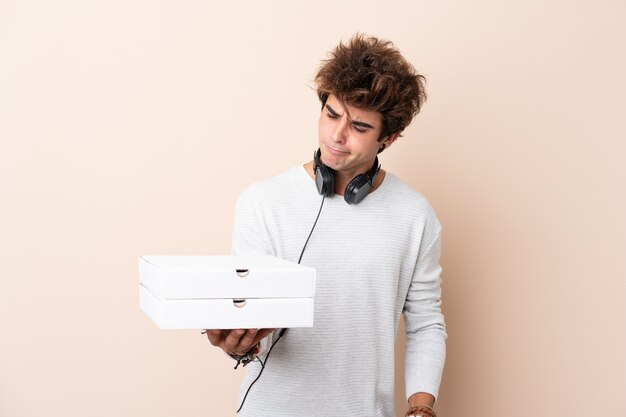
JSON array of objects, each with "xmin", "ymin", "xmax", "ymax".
[
  {"xmin": 327, "ymin": 113, "xmax": 339, "ymax": 119},
  {"xmin": 353, "ymin": 125, "xmax": 367, "ymax": 133}
]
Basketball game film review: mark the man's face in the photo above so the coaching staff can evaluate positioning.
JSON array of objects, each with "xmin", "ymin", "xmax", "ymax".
[{"xmin": 318, "ymin": 94, "xmax": 389, "ymax": 177}]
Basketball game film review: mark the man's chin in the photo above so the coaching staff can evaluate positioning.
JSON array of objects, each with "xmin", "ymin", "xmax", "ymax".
[
  {"xmin": 321, "ymin": 155, "xmax": 343, "ymax": 170},
  {"xmin": 321, "ymin": 149, "xmax": 348, "ymax": 168}
]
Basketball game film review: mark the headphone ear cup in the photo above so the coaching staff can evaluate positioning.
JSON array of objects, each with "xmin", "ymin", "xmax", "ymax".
[
  {"xmin": 315, "ymin": 164, "xmax": 335, "ymax": 197},
  {"xmin": 344, "ymin": 174, "xmax": 372, "ymax": 205}
]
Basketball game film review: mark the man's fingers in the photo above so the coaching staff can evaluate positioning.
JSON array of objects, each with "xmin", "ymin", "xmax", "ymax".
[
  {"xmin": 236, "ymin": 329, "xmax": 259, "ymax": 351},
  {"xmin": 223, "ymin": 329, "xmax": 246, "ymax": 351},
  {"xmin": 205, "ymin": 329, "xmax": 224, "ymax": 346},
  {"xmin": 204, "ymin": 328, "xmax": 279, "ymax": 355}
]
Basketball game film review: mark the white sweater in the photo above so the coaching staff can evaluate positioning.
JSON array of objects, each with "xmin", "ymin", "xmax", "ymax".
[{"xmin": 231, "ymin": 165, "xmax": 446, "ymax": 417}]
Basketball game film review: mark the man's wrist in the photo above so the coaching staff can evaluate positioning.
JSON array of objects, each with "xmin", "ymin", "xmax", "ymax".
[
  {"xmin": 406, "ymin": 404, "xmax": 436, "ymax": 417},
  {"xmin": 407, "ymin": 392, "xmax": 436, "ymax": 417},
  {"xmin": 408, "ymin": 393, "xmax": 434, "ymax": 406},
  {"xmin": 226, "ymin": 343, "xmax": 260, "ymax": 369}
]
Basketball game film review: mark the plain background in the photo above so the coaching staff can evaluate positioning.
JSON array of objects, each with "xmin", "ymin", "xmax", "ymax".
[{"xmin": 1, "ymin": 1, "xmax": 625, "ymax": 416}]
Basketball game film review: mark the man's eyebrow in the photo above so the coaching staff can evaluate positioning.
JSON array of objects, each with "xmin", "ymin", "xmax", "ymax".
[
  {"xmin": 325, "ymin": 104, "xmax": 375, "ymax": 129},
  {"xmin": 325, "ymin": 104, "xmax": 340, "ymax": 116},
  {"xmin": 351, "ymin": 120, "xmax": 374, "ymax": 129}
]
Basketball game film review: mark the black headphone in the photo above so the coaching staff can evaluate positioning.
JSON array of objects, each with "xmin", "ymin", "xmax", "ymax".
[{"xmin": 313, "ymin": 148, "xmax": 381, "ymax": 205}]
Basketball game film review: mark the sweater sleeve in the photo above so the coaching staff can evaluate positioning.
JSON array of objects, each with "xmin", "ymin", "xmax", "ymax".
[{"xmin": 403, "ymin": 211, "xmax": 447, "ymax": 401}]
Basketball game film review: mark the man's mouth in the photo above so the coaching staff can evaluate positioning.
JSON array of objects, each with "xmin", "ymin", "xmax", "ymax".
[{"xmin": 326, "ymin": 145, "xmax": 350, "ymax": 155}]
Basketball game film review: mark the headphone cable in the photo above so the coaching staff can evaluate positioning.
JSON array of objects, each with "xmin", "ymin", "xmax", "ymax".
[
  {"xmin": 235, "ymin": 327, "xmax": 287, "ymax": 413},
  {"xmin": 298, "ymin": 194, "xmax": 326, "ymax": 264}
]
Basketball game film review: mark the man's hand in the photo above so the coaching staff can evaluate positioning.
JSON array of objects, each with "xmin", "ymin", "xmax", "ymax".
[{"xmin": 204, "ymin": 328, "xmax": 275, "ymax": 355}]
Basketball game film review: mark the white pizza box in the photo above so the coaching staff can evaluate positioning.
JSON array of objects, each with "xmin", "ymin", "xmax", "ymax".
[{"xmin": 138, "ymin": 255, "xmax": 315, "ymax": 329}]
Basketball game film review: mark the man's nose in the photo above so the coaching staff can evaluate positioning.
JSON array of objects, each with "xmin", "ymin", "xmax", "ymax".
[{"xmin": 331, "ymin": 117, "xmax": 349, "ymax": 143}]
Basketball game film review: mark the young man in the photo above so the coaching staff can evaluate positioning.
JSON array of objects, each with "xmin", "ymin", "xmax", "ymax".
[{"xmin": 206, "ymin": 34, "xmax": 446, "ymax": 417}]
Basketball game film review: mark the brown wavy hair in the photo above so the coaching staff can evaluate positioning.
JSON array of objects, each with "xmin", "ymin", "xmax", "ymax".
[{"xmin": 315, "ymin": 34, "xmax": 426, "ymax": 141}]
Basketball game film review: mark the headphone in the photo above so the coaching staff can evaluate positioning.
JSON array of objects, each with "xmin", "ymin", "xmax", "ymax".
[{"xmin": 313, "ymin": 148, "xmax": 381, "ymax": 205}]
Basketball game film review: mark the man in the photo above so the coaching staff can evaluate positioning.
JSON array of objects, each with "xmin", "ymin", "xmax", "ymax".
[{"xmin": 206, "ymin": 34, "xmax": 446, "ymax": 417}]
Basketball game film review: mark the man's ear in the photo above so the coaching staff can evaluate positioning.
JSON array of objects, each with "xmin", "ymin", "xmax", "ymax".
[{"xmin": 378, "ymin": 132, "xmax": 401, "ymax": 153}]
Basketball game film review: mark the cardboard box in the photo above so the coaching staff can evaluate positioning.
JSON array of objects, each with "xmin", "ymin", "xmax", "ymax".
[{"xmin": 139, "ymin": 255, "xmax": 315, "ymax": 329}]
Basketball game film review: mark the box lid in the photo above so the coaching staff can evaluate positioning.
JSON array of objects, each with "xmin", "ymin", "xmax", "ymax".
[{"xmin": 138, "ymin": 255, "xmax": 315, "ymax": 300}]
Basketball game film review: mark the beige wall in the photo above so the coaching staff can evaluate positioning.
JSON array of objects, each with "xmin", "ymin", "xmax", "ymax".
[{"xmin": 1, "ymin": 1, "xmax": 625, "ymax": 416}]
